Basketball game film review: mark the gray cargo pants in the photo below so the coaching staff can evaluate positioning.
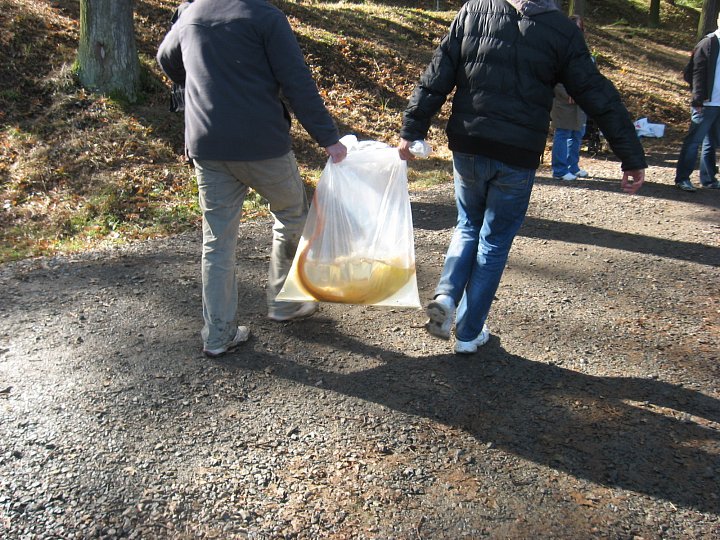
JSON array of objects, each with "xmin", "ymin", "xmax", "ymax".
[{"xmin": 194, "ymin": 152, "xmax": 308, "ymax": 350}]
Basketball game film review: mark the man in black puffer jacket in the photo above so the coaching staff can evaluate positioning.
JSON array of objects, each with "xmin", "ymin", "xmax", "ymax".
[{"xmin": 398, "ymin": 0, "xmax": 646, "ymax": 355}]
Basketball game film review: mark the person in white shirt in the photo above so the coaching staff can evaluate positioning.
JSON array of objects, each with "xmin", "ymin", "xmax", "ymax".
[{"xmin": 674, "ymin": 13, "xmax": 720, "ymax": 191}]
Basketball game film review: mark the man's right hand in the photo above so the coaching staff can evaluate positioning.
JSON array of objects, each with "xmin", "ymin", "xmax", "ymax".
[
  {"xmin": 397, "ymin": 138, "xmax": 414, "ymax": 161},
  {"xmin": 325, "ymin": 142, "xmax": 347, "ymax": 163}
]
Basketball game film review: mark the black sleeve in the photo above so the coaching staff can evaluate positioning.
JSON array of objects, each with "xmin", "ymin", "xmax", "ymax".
[
  {"xmin": 560, "ymin": 33, "xmax": 647, "ymax": 171},
  {"xmin": 400, "ymin": 15, "xmax": 462, "ymax": 141},
  {"xmin": 692, "ymin": 37, "xmax": 712, "ymax": 107}
]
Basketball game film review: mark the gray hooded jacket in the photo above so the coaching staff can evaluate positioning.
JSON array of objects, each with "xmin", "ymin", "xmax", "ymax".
[
  {"xmin": 401, "ymin": 0, "xmax": 645, "ymax": 170},
  {"xmin": 157, "ymin": 0, "xmax": 339, "ymax": 161}
]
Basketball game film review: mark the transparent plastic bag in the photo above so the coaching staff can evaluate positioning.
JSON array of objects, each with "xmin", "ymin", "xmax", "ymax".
[{"xmin": 277, "ymin": 136, "xmax": 420, "ymax": 308}]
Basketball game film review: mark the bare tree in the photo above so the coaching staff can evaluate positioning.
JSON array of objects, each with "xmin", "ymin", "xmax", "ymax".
[
  {"xmin": 698, "ymin": 0, "xmax": 720, "ymax": 40},
  {"xmin": 568, "ymin": 0, "xmax": 585, "ymax": 16},
  {"xmin": 77, "ymin": 0, "xmax": 139, "ymax": 103},
  {"xmin": 649, "ymin": 0, "xmax": 661, "ymax": 27}
]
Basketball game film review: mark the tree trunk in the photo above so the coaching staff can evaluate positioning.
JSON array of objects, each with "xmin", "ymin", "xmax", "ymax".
[
  {"xmin": 77, "ymin": 0, "xmax": 139, "ymax": 103},
  {"xmin": 698, "ymin": 0, "xmax": 720, "ymax": 40},
  {"xmin": 568, "ymin": 0, "xmax": 585, "ymax": 16},
  {"xmin": 649, "ymin": 0, "xmax": 661, "ymax": 27}
]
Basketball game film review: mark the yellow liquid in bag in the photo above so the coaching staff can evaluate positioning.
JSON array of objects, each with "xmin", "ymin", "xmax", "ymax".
[{"xmin": 298, "ymin": 255, "xmax": 415, "ymax": 304}]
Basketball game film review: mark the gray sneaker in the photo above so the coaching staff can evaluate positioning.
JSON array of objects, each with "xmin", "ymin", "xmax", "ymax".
[
  {"xmin": 203, "ymin": 326, "xmax": 250, "ymax": 358},
  {"xmin": 425, "ymin": 294, "xmax": 456, "ymax": 340},
  {"xmin": 701, "ymin": 180, "xmax": 720, "ymax": 189},
  {"xmin": 268, "ymin": 301, "xmax": 318, "ymax": 322}
]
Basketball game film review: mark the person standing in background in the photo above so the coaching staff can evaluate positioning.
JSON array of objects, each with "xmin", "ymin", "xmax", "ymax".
[
  {"xmin": 551, "ymin": 14, "xmax": 589, "ymax": 182},
  {"xmin": 157, "ymin": 0, "xmax": 347, "ymax": 358},
  {"xmin": 674, "ymin": 12, "xmax": 720, "ymax": 191}
]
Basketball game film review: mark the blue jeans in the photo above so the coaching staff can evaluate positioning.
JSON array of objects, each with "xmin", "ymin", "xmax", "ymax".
[
  {"xmin": 551, "ymin": 125, "xmax": 585, "ymax": 177},
  {"xmin": 700, "ymin": 134, "xmax": 717, "ymax": 185},
  {"xmin": 434, "ymin": 153, "xmax": 535, "ymax": 342},
  {"xmin": 675, "ymin": 106, "xmax": 720, "ymax": 185}
]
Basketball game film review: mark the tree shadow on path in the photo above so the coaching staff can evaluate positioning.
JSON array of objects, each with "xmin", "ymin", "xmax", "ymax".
[
  {"xmin": 218, "ymin": 326, "xmax": 720, "ymax": 515},
  {"xmin": 411, "ymin": 198, "xmax": 720, "ymax": 267}
]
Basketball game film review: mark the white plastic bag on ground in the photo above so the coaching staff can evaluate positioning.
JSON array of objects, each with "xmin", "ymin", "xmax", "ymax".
[
  {"xmin": 634, "ymin": 117, "xmax": 665, "ymax": 138},
  {"xmin": 276, "ymin": 135, "xmax": 420, "ymax": 308}
]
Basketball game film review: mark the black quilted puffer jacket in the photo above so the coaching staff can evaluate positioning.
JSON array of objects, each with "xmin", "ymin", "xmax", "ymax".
[{"xmin": 400, "ymin": 0, "xmax": 646, "ymax": 171}]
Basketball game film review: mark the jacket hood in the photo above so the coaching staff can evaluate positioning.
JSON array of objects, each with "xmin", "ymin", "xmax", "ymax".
[{"xmin": 505, "ymin": 0, "xmax": 559, "ymax": 16}]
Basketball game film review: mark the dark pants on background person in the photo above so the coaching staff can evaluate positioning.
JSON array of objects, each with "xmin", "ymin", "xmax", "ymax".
[
  {"xmin": 699, "ymin": 134, "xmax": 718, "ymax": 185},
  {"xmin": 551, "ymin": 125, "xmax": 586, "ymax": 178},
  {"xmin": 675, "ymin": 106, "xmax": 720, "ymax": 187}
]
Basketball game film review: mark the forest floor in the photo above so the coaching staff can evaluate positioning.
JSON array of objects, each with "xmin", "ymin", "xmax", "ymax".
[{"xmin": 0, "ymin": 0, "xmax": 705, "ymax": 260}]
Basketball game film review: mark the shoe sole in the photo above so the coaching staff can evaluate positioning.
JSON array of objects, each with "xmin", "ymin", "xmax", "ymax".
[
  {"xmin": 203, "ymin": 345, "xmax": 238, "ymax": 359},
  {"xmin": 425, "ymin": 301, "xmax": 454, "ymax": 340}
]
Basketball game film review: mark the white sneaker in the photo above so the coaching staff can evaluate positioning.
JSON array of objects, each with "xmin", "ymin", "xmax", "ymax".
[
  {"xmin": 203, "ymin": 326, "xmax": 250, "ymax": 358},
  {"xmin": 268, "ymin": 301, "xmax": 318, "ymax": 322},
  {"xmin": 574, "ymin": 169, "xmax": 589, "ymax": 178},
  {"xmin": 454, "ymin": 324, "xmax": 490, "ymax": 355},
  {"xmin": 425, "ymin": 294, "xmax": 456, "ymax": 340},
  {"xmin": 558, "ymin": 172, "xmax": 577, "ymax": 181}
]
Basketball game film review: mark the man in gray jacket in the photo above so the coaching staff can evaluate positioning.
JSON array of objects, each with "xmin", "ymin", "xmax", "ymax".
[
  {"xmin": 157, "ymin": 0, "xmax": 347, "ymax": 357},
  {"xmin": 398, "ymin": 0, "xmax": 646, "ymax": 355}
]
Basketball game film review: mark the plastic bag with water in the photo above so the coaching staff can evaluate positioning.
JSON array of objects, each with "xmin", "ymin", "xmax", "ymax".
[{"xmin": 276, "ymin": 135, "xmax": 420, "ymax": 308}]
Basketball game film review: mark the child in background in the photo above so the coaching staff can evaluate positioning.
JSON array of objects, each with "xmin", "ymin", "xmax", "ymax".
[{"xmin": 551, "ymin": 14, "xmax": 589, "ymax": 181}]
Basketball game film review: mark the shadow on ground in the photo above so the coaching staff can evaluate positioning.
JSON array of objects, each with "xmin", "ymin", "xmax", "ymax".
[
  {"xmin": 411, "ymin": 186, "xmax": 720, "ymax": 267},
  {"xmin": 214, "ymin": 325, "xmax": 720, "ymax": 515}
]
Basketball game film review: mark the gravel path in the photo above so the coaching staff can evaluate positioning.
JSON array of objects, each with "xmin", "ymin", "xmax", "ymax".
[{"xmin": 1, "ymin": 144, "xmax": 719, "ymax": 539}]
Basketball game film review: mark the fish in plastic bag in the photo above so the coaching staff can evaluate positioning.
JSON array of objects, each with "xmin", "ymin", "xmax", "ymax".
[{"xmin": 276, "ymin": 135, "xmax": 420, "ymax": 308}]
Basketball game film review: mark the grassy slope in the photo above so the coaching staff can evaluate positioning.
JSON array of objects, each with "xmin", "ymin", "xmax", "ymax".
[{"xmin": 0, "ymin": 0, "xmax": 701, "ymax": 262}]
